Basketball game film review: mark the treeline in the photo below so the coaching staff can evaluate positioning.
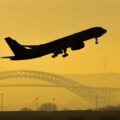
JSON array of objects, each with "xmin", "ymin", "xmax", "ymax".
[
  {"xmin": 20, "ymin": 102, "xmax": 57, "ymax": 111},
  {"xmin": 98, "ymin": 105, "xmax": 120, "ymax": 111}
]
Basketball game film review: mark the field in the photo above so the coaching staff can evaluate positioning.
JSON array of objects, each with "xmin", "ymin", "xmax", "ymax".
[{"xmin": 0, "ymin": 110, "xmax": 120, "ymax": 120}]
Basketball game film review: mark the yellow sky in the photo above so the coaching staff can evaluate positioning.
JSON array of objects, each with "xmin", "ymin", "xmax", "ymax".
[
  {"xmin": 0, "ymin": 0, "xmax": 120, "ymax": 111},
  {"xmin": 0, "ymin": 0, "xmax": 120, "ymax": 74}
]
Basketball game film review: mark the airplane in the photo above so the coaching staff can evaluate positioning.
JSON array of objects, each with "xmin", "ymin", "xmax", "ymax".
[{"xmin": 2, "ymin": 27, "xmax": 107, "ymax": 60}]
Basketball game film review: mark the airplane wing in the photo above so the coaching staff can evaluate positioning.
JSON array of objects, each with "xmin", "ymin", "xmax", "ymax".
[{"xmin": 49, "ymin": 34, "xmax": 85, "ymax": 58}]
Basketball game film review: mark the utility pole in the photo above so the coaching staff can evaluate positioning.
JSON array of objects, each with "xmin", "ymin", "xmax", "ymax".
[
  {"xmin": 0, "ymin": 93, "xmax": 4, "ymax": 111},
  {"xmin": 95, "ymin": 96, "xmax": 98, "ymax": 111},
  {"xmin": 111, "ymin": 92, "xmax": 114, "ymax": 106},
  {"xmin": 52, "ymin": 98, "xmax": 56, "ymax": 111},
  {"xmin": 35, "ymin": 97, "xmax": 39, "ymax": 111},
  {"xmin": 53, "ymin": 98, "xmax": 55, "ymax": 104}
]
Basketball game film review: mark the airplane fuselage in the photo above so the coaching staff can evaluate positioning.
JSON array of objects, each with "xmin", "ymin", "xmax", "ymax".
[
  {"xmin": 21, "ymin": 27, "xmax": 106, "ymax": 58},
  {"xmin": 4, "ymin": 27, "xmax": 107, "ymax": 60}
]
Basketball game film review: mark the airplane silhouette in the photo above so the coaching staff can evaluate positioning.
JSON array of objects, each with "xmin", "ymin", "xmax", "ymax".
[{"xmin": 2, "ymin": 27, "xmax": 107, "ymax": 60}]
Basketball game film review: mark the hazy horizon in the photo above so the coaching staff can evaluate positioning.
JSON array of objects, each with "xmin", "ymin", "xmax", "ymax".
[{"xmin": 0, "ymin": 72, "xmax": 120, "ymax": 111}]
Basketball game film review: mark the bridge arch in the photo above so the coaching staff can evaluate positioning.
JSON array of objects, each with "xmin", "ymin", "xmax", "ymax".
[
  {"xmin": 0, "ymin": 70, "xmax": 120, "ymax": 105},
  {"xmin": 0, "ymin": 70, "xmax": 85, "ymax": 93}
]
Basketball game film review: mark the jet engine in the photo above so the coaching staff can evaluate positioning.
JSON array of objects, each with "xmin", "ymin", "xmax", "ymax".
[{"xmin": 71, "ymin": 42, "xmax": 85, "ymax": 50}]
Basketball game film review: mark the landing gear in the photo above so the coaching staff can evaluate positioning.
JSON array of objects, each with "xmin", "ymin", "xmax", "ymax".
[
  {"xmin": 95, "ymin": 37, "xmax": 99, "ymax": 44},
  {"xmin": 62, "ymin": 53, "xmax": 68, "ymax": 57},
  {"xmin": 52, "ymin": 50, "xmax": 63, "ymax": 58},
  {"xmin": 52, "ymin": 48, "xmax": 69, "ymax": 58},
  {"xmin": 52, "ymin": 54, "xmax": 58, "ymax": 58},
  {"xmin": 95, "ymin": 41, "xmax": 98, "ymax": 44},
  {"xmin": 62, "ymin": 48, "xmax": 68, "ymax": 58}
]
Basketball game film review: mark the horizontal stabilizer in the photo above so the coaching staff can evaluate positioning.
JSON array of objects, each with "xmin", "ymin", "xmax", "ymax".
[
  {"xmin": 1, "ymin": 56, "xmax": 28, "ymax": 60},
  {"xmin": 1, "ymin": 56, "xmax": 15, "ymax": 59}
]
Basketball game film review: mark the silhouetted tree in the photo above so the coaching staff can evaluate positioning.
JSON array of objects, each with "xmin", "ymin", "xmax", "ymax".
[
  {"xmin": 20, "ymin": 107, "xmax": 32, "ymax": 111},
  {"xmin": 38, "ymin": 103, "xmax": 57, "ymax": 111}
]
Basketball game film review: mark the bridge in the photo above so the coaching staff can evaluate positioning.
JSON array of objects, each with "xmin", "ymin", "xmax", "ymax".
[{"xmin": 0, "ymin": 70, "xmax": 120, "ymax": 107}]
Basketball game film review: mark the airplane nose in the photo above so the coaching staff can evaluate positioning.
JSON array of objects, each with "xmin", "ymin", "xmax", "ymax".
[{"xmin": 103, "ymin": 28, "xmax": 107, "ymax": 34}]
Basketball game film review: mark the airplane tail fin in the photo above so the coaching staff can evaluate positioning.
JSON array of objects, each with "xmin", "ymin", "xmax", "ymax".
[{"xmin": 5, "ymin": 37, "xmax": 26, "ymax": 56}]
